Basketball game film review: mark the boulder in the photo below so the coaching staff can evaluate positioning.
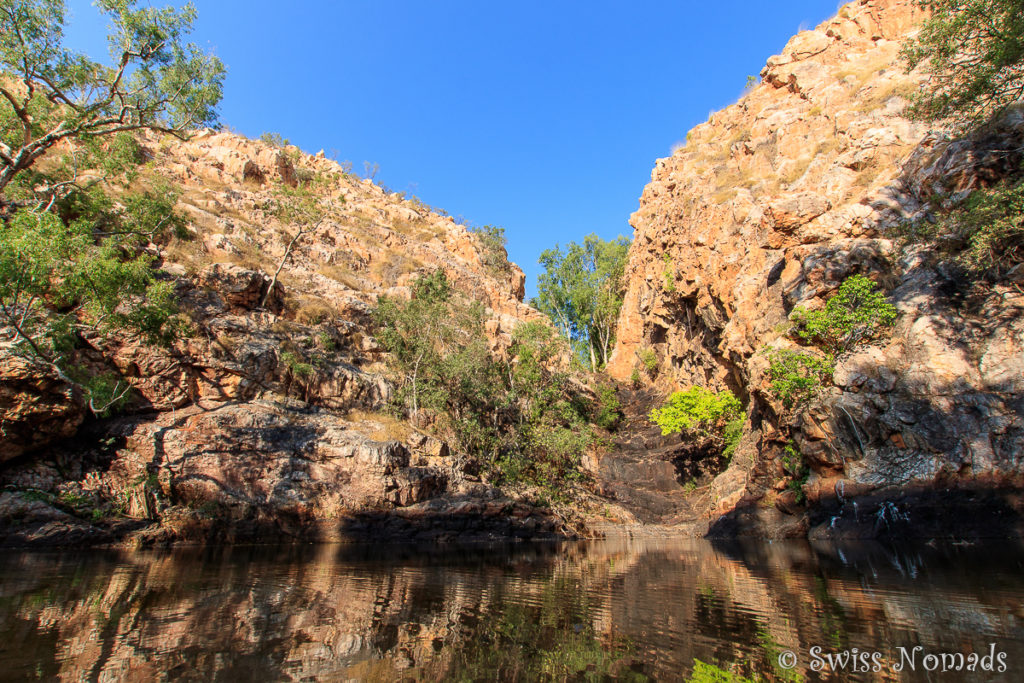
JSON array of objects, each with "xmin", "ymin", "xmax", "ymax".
[{"xmin": 0, "ymin": 352, "xmax": 84, "ymax": 462}]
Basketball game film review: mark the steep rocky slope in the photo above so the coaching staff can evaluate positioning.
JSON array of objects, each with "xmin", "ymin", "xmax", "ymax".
[
  {"xmin": 604, "ymin": 0, "xmax": 1024, "ymax": 537},
  {"xmin": 0, "ymin": 131, "xmax": 570, "ymax": 546}
]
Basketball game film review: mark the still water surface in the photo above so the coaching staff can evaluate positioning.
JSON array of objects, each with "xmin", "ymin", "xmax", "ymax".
[{"xmin": 1, "ymin": 537, "xmax": 1023, "ymax": 681}]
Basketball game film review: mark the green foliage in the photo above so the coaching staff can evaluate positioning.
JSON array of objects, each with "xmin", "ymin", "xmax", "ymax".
[
  {"xmin": 374, "ymin": 272, "xmax": 593, "ymax": 489},
  {"xmin": 280, "ymin": 350, "xmax": 312, "ymax": 378},
  {"xmin": 0, "ymin": 0, "xmax": 221, "ymax": 414},
  {"xmin": 267, "ymin": 177, "xmax": 338, "ymax": 226},
  {"xmin": 722, "ymin": 416, "xmax": 745, "ymax": 460},
  {"xmin": 789, "ymin": 275, "xmax": 898, "ymax": 355},
  {"xmin": 638, "ymin": 348, "xmax": 658, "ymax": 376},
  {"xmin": 761, "ymin": 275, "xmax": 895, "ymax": 413},
  {"xmin": 650, "ymin": 387, "xmax": 742, "ymax": 439},
  {"xmin": 781, "ymin": 441, "xmax": 810, "ymax": 504},
  {"xmin": 764, "ymin": 348, "xmax": 833, "ymax": 410},
  {"xmin": 630, "ymin": 368, "xmax": 643, "ymax": 388},
  {"xmin": 468, "ymin": 224, "xmax": 511, "ymax": 275},
  {"xmin": 899, "ymin": 177, "xmax": 1024, "ymax": 276},
  {"xmin": 72, "ymin": 369, "xmax": 133, "ymax": 417},
  {"xmin": 259, "ymin": 132, "xmax": 290, "ymax": 148},
  {"xmin": 594, "ymin": 384, "xmax": 622, "ymax": 431},
  {"xmin": 117, "ymin": 180, "xmax": 190, "ymax": 239},
  {"xmin": 0, "ymin": 0, "xmax": 225, "ymax": 195},
  {"xmin": 688, "ymin": 660, "xmax": 757, "ymax": 683},
  {"xmin": 662, "ymin": 252, "xmax": 676, "ymax": 292},
  {"xmin": 901, "ymin": 0, "xmax": 1024, "ymax": 129},
  {"xmin": 0, "ymin": 203, "xmax": 188, "ymax": 346},
  {"xmin": 533, "ymin": 233, "xmax": 631, "ymax": 371},
  {"xmin": 316, "ymin": 331, "xmax": 336, "ymax": 351}
]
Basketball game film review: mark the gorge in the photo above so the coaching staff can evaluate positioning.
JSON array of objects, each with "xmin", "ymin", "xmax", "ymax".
[
  {"xmin": 1, "ymin": 0, "xmax": 1023, "ymax": 546},
  {"xmin": 5, "ymin": 1, "xmax": 1024, "ymax": 680}
]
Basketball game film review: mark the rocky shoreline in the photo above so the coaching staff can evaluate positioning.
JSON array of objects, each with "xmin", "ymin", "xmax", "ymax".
[{"xmin": 0, "ymin": 492, "xmax": 583, "ymax": 549}]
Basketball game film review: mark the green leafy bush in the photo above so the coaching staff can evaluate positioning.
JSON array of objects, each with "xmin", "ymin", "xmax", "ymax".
[
  {"xmin": 594, "ymin": 384, "xmax": 622, "ymax": 431},
  {"xmin": 662, "ymin": 252, "xmax": 676, "ymax": 292},
  {"xmin": 764, "ymin": 348, "xmax": 833, "ymax": 409},
  {"xmin": 789, "ymin": 275, "xmax": 898, "ymax": 355},
  {"xmin": 469, "ymin": 224, "xmax": 511, "ymax": 275},
  {"xmin": 688, "ymin": 660, "xmax": 756, "ymax": 683},
  {"xmin": 639, "ymin": 348, "xmax": 658, "ymax": 376},
  {"xmin": 899, "ymin": 178, "xmax": 1024, "ymax": 276},
  {"xmin": 259, "ymin": 132, "xmax": 290, "ymax": 148},
  {"xmin": 374, "ymin": 272, "xmax": 593, "ymax": 490},
  {"xmin": 900, "ymin": 0, "xmax": 1024, "ymax": 129},
  {"xmin": 650, "ymin": 387, "xmax": 742, "ymax": 437},
  {"xmin": 722, "ymin": 416, "xmax": 745, "ymax": 460},
  {"xmin": 781, "ymin": 441, "xmax": 809, "ymax": 504},
  {"xmin": 280, "ymin": 351, "xmax": 313, "ymax": 378}
]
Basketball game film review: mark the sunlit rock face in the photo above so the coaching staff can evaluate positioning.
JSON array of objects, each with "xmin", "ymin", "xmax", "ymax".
[
  {"xmin": 607, "ymin": 0, "xmax": 1024, "ymax": 521},
  {"xmin": 0, "ymin": 123, "xmax": 556, "ymax": 543}
]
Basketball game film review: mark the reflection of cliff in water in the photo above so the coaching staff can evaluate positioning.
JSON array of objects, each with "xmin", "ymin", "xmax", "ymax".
[{"xmin": 2, "ymin": 538, "xmax": 1024, "ymax": 681}]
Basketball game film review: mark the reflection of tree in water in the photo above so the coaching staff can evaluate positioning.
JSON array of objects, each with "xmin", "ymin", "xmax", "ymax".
[
  {"xmin": 443, "ymin": 574, "xmax": 646, "ymax": 681},
  {"xmin": 1, "ymin": 540, "xmax": 1024, "ymax": 681}
]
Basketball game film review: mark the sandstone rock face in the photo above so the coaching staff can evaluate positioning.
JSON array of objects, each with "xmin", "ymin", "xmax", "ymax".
[
  {"xmin": 0, "ymin": 114, "xmax": 554, "ymax": 542},
  {"xmin": 607, "ymin": 0, "xmax": 1024, "ymax": 525},
  {"xmin": 0, "ymin": 352, "xmax": 84, "ymax": 463},
  {"xmin": 106, "ymin": 400, "xmax": 455, "ymax": 531},
  {"xmin": 148, "ymin": 130, "xmax": 544, "ymax": 346},
  {"xmin": 197, "ymin": 263, "xmax": 284, "ymax": 313}
]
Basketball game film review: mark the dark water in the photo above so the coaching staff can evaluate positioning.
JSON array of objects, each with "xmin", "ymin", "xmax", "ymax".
[{"xmin": 1, "ymin": 537, "xmax": 1024, "ymax": 682}]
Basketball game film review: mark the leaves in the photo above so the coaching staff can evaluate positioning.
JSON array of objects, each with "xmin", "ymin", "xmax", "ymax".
[
  {"xmin": 373, "ymin": 273, "xmax": 593, "ymax": 488},
  {"xmin": 899, "ymin": 176, "xmax": 1024, "ymax": 275},
  {"xmin": 901, "ymin": 0, "xmax": 1024, "ymax": 129},
  {"xmin": 0, "ymin": 0, "xmax": 224, "ymax": 195},
  {"xmin": 0, "ymin": 1, "xmax": 217, "ymax": 412},
  {"xmin": 649, "ymin": 387, "xmax": 742, "ymax": 437},
  {"xmin": 532, "ymin": 233, "xmax": 631, "ymax": 371},
  {"xmin": 763, "ymin": 348, "xmax": 833, "ymax": 410},
  {"xmin": 469, "ymin": 224, "xmax": 510, "ymax": 275},
  {"xmin": 789, "ymin": 275, "xmax": 898, "ymax": 355}
]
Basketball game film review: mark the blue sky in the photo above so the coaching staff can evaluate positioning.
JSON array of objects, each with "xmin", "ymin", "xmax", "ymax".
[{"xmin": 65, "ymin": 1, "xmax": 838, "ymax": 299}]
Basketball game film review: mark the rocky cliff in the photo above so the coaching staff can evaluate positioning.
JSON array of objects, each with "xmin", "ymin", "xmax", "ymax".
[
  {"xmin": 0, "ymin": 131, "xmax": 569, "ymax": 546},
  {"xmin": 604, "ymin": 0, "xmax": 1024, "ymax": 537}
]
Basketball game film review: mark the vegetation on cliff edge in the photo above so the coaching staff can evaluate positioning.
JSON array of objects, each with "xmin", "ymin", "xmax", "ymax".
[
  {"xmin": 902, "ymin": 0, "xmax": 1024, "ymax": 129},
  {"xmin": 0, "ymin": 0, "xmax": 223, "ymax": 411},
  {"xmin": 374, "ymin": 270, "xmax": 595, "ymax": 489}
]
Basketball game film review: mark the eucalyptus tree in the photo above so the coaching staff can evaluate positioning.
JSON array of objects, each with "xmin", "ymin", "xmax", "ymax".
[
  {"xmin": 533, "ymin": 233, "xmax": 631, "ymax": 371},
  {"xmin": 0, "ymin": 0, "xmax": 224, "ymax": 412}
]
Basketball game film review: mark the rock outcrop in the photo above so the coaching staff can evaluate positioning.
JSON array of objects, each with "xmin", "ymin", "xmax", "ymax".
[
  {"xmin": 0, "ymin": 355, "xmax": 85, "ymax": 463},
  {"xmin": 606, "ymin": 0, "xmax": 1024, "ymax": 536},
  {"xmin": 0, "ymin": 128, "xmax": 560, "ymax": 545}
]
